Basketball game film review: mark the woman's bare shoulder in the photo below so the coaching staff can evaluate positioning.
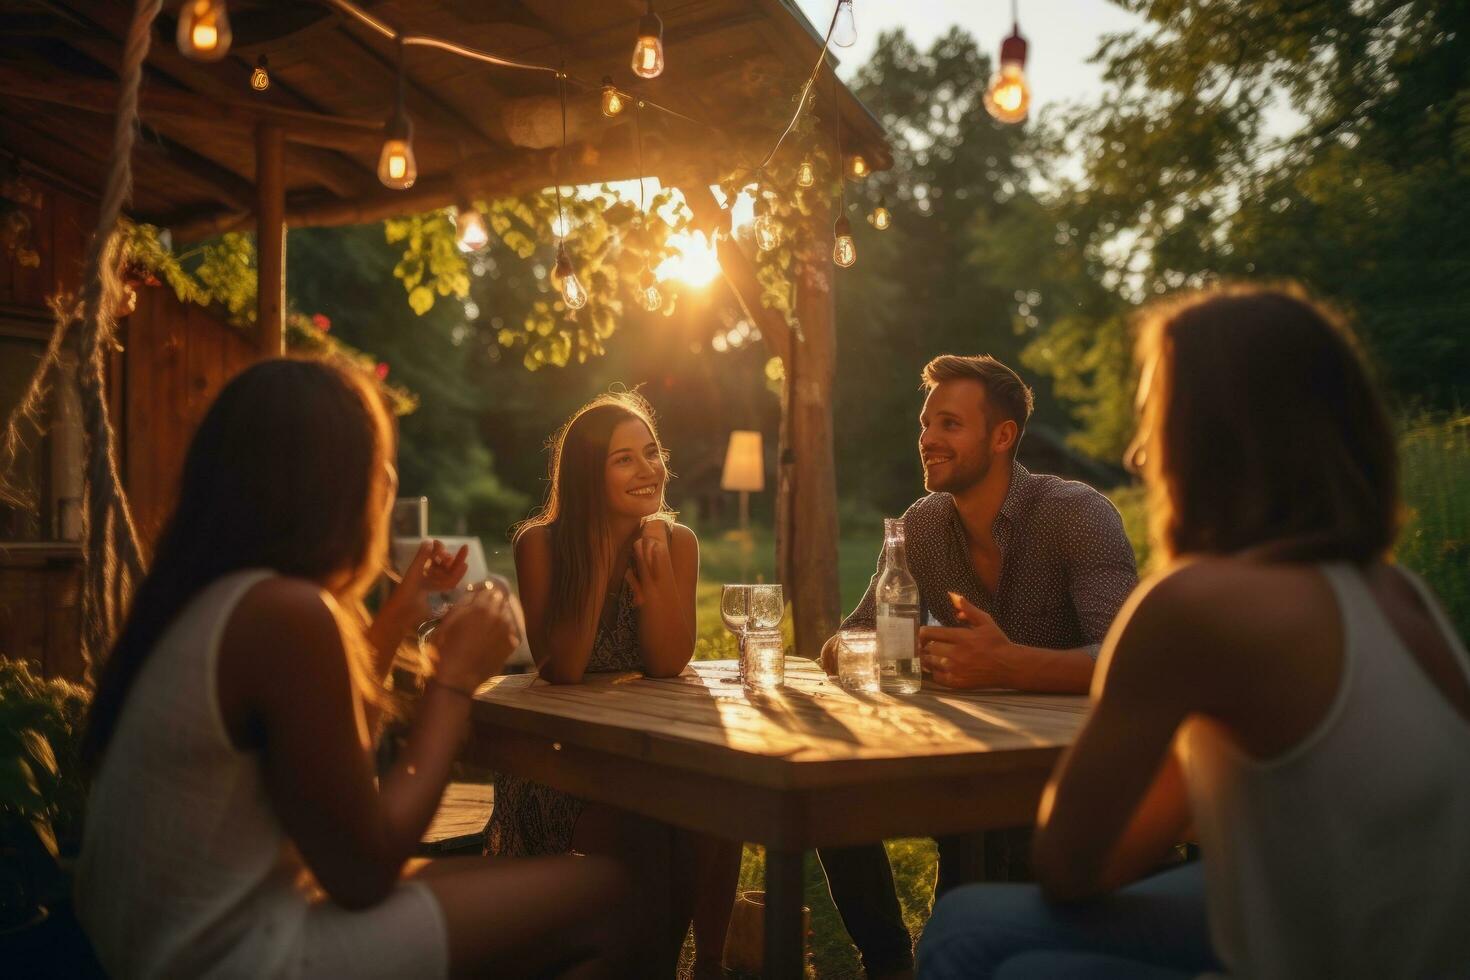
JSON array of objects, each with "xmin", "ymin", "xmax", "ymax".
[{"xmin": 670, "ymin": 522, "xmax": 698, "ymax": 549}]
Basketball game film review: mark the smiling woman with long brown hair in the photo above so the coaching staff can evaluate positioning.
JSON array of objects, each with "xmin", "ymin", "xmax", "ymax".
[
  {"xmin": 488, "ymin": 390, "xmax": 740, "ymax": 978},
  {"xmin": 918, "ymin": 284, "xmax": 1470, "ymax": 979},
  {"xmin": 74, "ymin": 358, "xmax": 634, "ymax": 979}
]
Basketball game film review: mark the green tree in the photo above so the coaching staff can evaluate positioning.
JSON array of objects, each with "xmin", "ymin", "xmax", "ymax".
[
  {"xmin": 1024, "ymin": 0, "xmax": 1470, "ymax": 457},
  {"xmin": 286, "ymin": 224, "xmax": 527, "ymax": 534}
]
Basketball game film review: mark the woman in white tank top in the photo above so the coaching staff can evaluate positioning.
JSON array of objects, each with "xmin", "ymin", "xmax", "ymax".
[
  {"xmin": 918, "ymin": 285, "xmax": 1470, "ymax": 979},
  {"xmin": 75, "ymin": 359, "xmax": 639, "ymax": 978}
]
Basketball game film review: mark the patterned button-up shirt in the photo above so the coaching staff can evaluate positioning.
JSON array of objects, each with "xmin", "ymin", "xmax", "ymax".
[{"xmin": 842, "ymin": 464, "xmax": 1138, "ymax": 656}]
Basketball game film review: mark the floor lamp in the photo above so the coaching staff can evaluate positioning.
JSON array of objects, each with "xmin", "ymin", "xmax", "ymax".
[{"xmin": 721, "ymin": 430, "xmax": 764, "ymax": 580}]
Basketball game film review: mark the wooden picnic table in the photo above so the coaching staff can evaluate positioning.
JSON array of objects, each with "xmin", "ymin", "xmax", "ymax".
[{"xmin": 464, "ymin": 659, "xmax": 1089, "ymax": 978}]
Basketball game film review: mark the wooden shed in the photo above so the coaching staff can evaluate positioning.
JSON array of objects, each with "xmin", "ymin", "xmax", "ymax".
[{"xmin": 0, "ymin": 0, "xmax": 891, "ymax": 675}]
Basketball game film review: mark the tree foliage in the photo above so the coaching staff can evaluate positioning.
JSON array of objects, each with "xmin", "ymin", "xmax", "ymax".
[{"xmin": 1020, "ymin": 0, "xmax": 1470, "ymax": 457}]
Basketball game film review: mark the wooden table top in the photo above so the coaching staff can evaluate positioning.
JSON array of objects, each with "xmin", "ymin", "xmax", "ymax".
[{"xmin": 471, "ymin": 659, "xmax": 1089, "ymax": 791}]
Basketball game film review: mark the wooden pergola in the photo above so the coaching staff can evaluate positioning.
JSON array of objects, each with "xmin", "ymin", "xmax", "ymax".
[{"xmin": 0, "ymin": 0, "xmax": 891, "ymax": 659}]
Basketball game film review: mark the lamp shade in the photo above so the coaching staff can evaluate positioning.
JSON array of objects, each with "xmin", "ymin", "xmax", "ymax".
[{"xmin": 721, "ymin": 430, "xmax": 765, "ymax": 492}]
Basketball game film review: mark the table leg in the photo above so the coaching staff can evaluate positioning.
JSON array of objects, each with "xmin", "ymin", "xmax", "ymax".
[{"xmin": 763, "ymin": 846, "xmax": 805, "ymax": 979}]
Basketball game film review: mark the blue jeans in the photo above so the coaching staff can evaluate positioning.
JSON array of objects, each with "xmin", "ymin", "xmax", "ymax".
[{"xmin": 916, "ymin": 862, "xmax": 1223, "ymax": 979}]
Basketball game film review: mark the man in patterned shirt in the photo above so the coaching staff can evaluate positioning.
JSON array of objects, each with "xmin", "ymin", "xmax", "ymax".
[{"xmin": 815, "ymin": 354, "xmax": 1138, "ymax": 979}]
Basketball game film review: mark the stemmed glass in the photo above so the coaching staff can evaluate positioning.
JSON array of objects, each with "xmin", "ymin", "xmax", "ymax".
[{"xmin": 721, "ymin": 584, "xmax": 784, "ymax": 684}]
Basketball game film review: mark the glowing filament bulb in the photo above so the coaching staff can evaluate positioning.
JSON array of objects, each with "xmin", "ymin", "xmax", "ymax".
[
  {"xmin": 833, "ymin": 215, "xmax": 856, "ymax": 268},
  {"xmin": 984, "ymin": 28, "xmax": 1031, "ymax": 125},
  {"xmin": 831, "ymin": 0, "xmax": 857, "ymax": 48},
  {"xmin": 753, "ymin": 213, "xmax": 781, "ymax": 251},
  {"xmin": 250, "ymin": 56, "xmax": 269, "ymax": 92},
  {"xmin": 640, "ymin": 267, "xmax": 662, "ymax": 312},
  {"xmin": 601, "ymin": 77, "xmax": 624, "ymax": 117},
  {"xmin": 554, "ymin": 245, "xmax": 588, "ymax": 310},
  {"xmin": 377, "ymin": 102, "xmax": 416, "ymax": 189},
  {"xmin": 632, "ymin": 6, "xmax": 664, "ymax": 79},
  {"xmin": 797, "ymin": 159, "xmax": 815, "ymax": 187},
  {"xmin": 456, "ymin": 207, "xmax": 489, "ymax": 252},
  {"xmin": 177, "ymin": 0, "xmax": 231, "ymax": 61},
  {"xmin": 869, "ymin": 204, "xmax": 891, "ymax": 230},
  {"xmin": 848, "ymin": 154, "xmax": 869, "ymax": 179}
]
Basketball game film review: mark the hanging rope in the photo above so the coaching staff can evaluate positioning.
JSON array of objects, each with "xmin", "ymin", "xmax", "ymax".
[{"xmin": 0, "ymin": 0, "xmax": 160, "ymax": 678}]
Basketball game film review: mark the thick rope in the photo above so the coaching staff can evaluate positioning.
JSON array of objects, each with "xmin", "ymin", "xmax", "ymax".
[{"xmin": 72, "ymin": 0, "xmax": 160, "ymax": 675}]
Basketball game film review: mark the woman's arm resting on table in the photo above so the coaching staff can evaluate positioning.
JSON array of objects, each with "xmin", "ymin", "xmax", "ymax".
[
  {"xmin": 629, "ymin": 522, "xmax": 698, "ymax": 677},
  {"xmin": 516, "ymin": 527, "xmax": 606, "ymax": 685},
  {"xmin": 1031, "ymin": 572, "xmax": 1204, "ymax": 903}
]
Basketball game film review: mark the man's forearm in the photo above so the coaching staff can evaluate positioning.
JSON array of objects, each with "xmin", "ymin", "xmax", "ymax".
[{"xmin": 1003, "ymin": 644, "xmax": 1095, "ymax": 694}]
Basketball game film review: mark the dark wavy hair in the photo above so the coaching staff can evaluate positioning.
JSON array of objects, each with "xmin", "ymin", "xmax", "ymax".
[
  {"xmin": 82, "ymin": 358, "xmax": 395, "ymax": 767},
  {"xmin": 1135, "ymin": 283, "xmax": 1400, "ymax": 564},
  {"xmin": 514, "ymin": 391, "xmax": 672, "ymax": 625}
]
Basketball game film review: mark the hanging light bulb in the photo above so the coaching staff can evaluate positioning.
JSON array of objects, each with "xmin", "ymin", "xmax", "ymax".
[
  {"xmin": 797, "ymin": 158, "xmax": 816, "ymax": 188},
  {"xmin": 600, "ymin": 77, "xmax": 625, "ymax": 117},
  {"xmin": 554, "ymin": 244, "xmax": 588, "ymax": 310},
  {"xmin": 250, "ymin": 55, "xmax": 269, "ymax": 92},
  {"xmin": 456, "ymin": 206, "xmax": 489, "ymax": 252},
  {"xmin": 984, "ymin": 24, "xmax": 1031, "ymax": 124},
  {"xmin": 753, "ymin": 211, "xmax": 781, "ymax": 252},
  {"xmin": 631, "ymin": 1, "xmax": 665, "ymax": 79},
  {"xmin": 831, "ymin": 0, "xmax": 857, "ymax": 48},
  {"xmin": 833, "ymin": 214, "xmax": 856, "ymax": 268},
  {"xmin": 868, "ymin": 198, "xmax": 891, "ymax": 230},
  {"xmin": 639, "ymin": 265, "xmax": 662, "ymax": 312},
  {"xmin": 847, "ymin": 154, "xmax": 869, "ymax": 179},
  {"xmin": 377, "ymin": 107, "xmax": 416, "ymax": 189},
  {"xmin": 378, "ymin": 40, "xmax": 417, "ymax": 189},
  {"xmin": 177, "ymin": 0, "xmax": 232, "ymax": 61}
]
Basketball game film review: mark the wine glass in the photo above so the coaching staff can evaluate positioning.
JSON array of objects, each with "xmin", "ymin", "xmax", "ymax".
[
  {"xmin": 721, "ymin": 585, "xmax": 751, "ymax": 681},
  {"xmin": 747, "ymin": 584, "xmax": 784, "ymax": 632}
]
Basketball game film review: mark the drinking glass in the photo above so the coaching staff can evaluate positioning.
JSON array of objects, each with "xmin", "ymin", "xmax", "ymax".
[
  {"xmin": 721, "ymin": 584, "xmax": 751, "ymax": 683},
  {"xmin": 742, "ymin": 627, "xmax": 785, "ymax": 691},
  {"xmin": 836, "ymin": 629, "xmax": 879, "ymax": 693},
  {"xmin": 747, "ymin": 584, "xmax": 784, "ymax": 632}
]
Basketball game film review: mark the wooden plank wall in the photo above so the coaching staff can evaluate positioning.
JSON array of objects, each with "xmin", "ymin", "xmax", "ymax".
[
  {"xmin": 1, "ymin": 173, "xmax": 259, "ymax": 677},
  {"xmin": 122, "ymin": 285, "xmax": 259, "ymax": 551}
]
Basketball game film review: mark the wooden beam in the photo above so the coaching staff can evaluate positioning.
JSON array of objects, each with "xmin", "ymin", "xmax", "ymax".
[
  {"xmin": 0, "ymin": 64, "xmax": 401, "ymax": 153},
  {"xmin": 255, "ymin": 125, "xmax": 285, "ymax": 355}
]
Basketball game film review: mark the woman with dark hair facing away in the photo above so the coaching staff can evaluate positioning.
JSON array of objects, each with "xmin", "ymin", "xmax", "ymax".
[
  {"xmin": 75, "ymin": 358, "xmax": 633, "ymax": 979},
  {"xmin": 488, "ymin": 390, "xmax": 741, "ymax": 978},
  {"xmin": 918, "ymin": 285, "xmax": 1470, "ymax": 979}
]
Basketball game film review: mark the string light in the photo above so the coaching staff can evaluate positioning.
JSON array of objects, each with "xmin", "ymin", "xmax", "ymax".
[
  {"xmin": 639, "ymin": 265, "xmax": 662, "ymax": 312},
  {"xmin": 833, "ymin": 214, "xmax": 856, "ymax": 267},
  {"xmin": 985, "ymin": 1, "xmax": 1030, "ymax": 124},
  {"xmin": 554, "ymin": 243, "xmax": 588, "ymax": 309},
  {"xmin": 600, "ymin": 76, "xmax": 625, "ymax": 117},
  {"xmin": 455, "ymin": 205, "xmax": 489, "ymax": 252},
  {"xmin": 177, "ymin": 0, "xmax": 231, "ymax": 61},
  {"xmin": 831, "ymin": 0, "xmax": 857, "ymax": 48},
  {"xmin": 797, "ymin": 159, "xmax": 816, "ymax": 187},
  {"xmin": 250, "ymin": 55, "xmax": 269, "ymax": 92},
  {"xmin": 847, "ymin": 154, "xmax": 869, "ymax": 179},
  {"xmin": 377, "ymin": 37, "xmax": 417, "ymax": 189},
  {"xmin": 632, "ymin": 1, "xmax": 665, "ymax": 80},
  {"xmin": 753, "ymin": 192, "xmax": 781, "ymax": 252},
  {"xmin": 868, "ymin": 196, "xmax": 891, "ymax": 230}
]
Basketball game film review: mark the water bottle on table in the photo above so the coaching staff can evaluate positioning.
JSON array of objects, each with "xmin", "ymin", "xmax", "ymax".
[{"xmin": 875, "ymin": 518, "xmax": 922, "ymax": 694}]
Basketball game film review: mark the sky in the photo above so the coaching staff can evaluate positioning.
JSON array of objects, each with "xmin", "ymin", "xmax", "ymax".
[{"xmin": 793, "ymin": 0, "xmax": 1148, "ymax": 114}]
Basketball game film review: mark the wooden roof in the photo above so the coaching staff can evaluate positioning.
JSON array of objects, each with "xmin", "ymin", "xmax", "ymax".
[{"xmin": 0, "ymin": 0, "xmax": 892, "ymax": 241}]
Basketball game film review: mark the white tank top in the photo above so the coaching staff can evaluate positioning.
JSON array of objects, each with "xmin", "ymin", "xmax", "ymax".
[
  {"xmin": 1180, "ymin": 563, "xmax": 1470, "ymax": 979},
  {"xmin": 75, "ymin": 570, "xmax": 312, "ymax": 979}
]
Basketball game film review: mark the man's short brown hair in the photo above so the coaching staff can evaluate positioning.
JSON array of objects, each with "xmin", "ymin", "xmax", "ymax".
[{"xmin": 921, "ymin": 354, "xmax": 1035, "ymax": 450}]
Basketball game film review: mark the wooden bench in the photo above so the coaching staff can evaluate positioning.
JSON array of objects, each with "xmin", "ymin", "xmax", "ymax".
[{"xmin": 418, "ymin": 782, "xmax": 494, "ymax": 855}]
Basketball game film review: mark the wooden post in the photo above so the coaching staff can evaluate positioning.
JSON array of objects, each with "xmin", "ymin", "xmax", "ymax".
[
  {"xmin": 255, "ymin": 124, "xmax": 285, "ymax": 355},
  {"xmin": 783, "ymin": 240, "xmax": 842, "ymax": 659}
]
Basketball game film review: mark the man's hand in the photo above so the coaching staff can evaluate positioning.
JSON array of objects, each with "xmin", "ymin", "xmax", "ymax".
[
  {"xmin": 819, "ymin": 634, "xmax": 841, "ymax": 676},
  {"xmin": 919, "ymin": 592, "xmax": 1018, "ymax": 689}
]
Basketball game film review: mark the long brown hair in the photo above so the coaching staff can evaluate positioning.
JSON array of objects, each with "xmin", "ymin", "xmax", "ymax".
[
  {"xmin": 1136, "ymin": 283, "xmax": 1400, "ymax": 564},
  {"xmin": 515, "ymin": 391, "xmax": 672, "ymax": 624},
  {"xmin": 82, "ymin": 357, "xmax": 395, "ymax": 767}
]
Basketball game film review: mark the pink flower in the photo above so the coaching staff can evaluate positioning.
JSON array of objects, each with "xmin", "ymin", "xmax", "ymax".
[
  {"xmin": 311, "ymin": 313, "xmax": 331, "ymax": 332},
  {"xmin": 375, "ymin": 362, "xmax": 390, "ymax": 380}
]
